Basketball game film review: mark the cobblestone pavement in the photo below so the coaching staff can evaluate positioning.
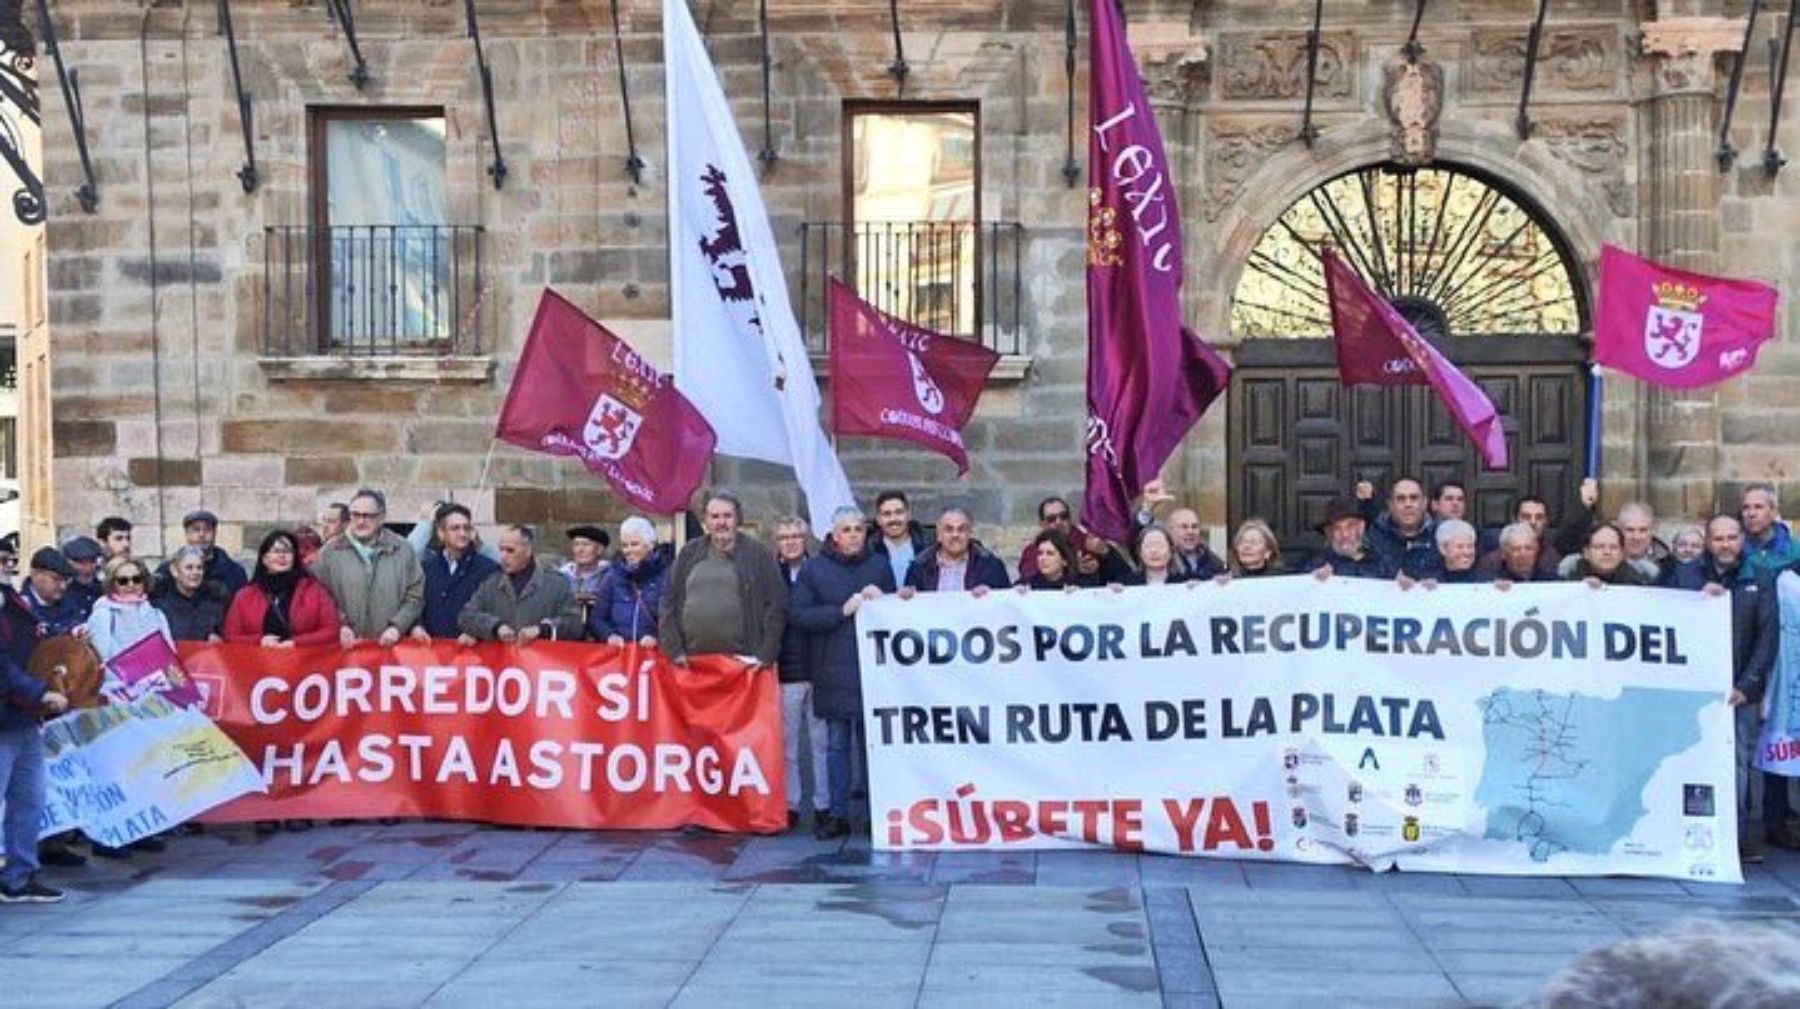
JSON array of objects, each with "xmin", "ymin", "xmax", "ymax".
[{"xmin": 3, "ymin": 822, "xmax": 1798, "ymax": 1008}]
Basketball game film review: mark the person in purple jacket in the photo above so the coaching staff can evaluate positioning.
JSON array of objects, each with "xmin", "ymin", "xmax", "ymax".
[{"xmin": 589, "ymin": 517, "xmax": 668, "ymax": 646}]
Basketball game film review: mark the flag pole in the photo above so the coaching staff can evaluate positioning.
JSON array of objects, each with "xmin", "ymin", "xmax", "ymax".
[
  {"xmin": 1585, "ymin": 365, "xmax": 1602, "ymax": 480},
  {"xmin": 477, "ymin": 439, "xmax": 498, "ymax": 493}
]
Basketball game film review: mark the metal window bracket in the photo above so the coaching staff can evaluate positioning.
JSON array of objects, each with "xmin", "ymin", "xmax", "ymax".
[
  {"xmin": 608, "ymin": 0, "xmax": 643, "ymax": 184},
  {"xmin": 1763, "ymin": 0, "xmax": 1797, "ymax": 176},
  {"xmin": 35, "ymin": 0, "xmax": 96, "ymax": 212},
  {"xmin": 217, "ymin": 0, "xmax": 258, "ymax": 192},
  {"xmin": 1402, "ymin": 0, "xmax": 1428, "ymax": 63},
  {"xmin": 1716, "ymin": 0, "xmax": 1761, "ymax": 171},
  {"xmin": 757, "ymin": 0, "xmax": 776, "ymax": 167},
  {"xmin": 1516, "ymin": 0, "xmax": 1549, "ymax": 139},
  {"xmin": 1061, "ymin": 0, "xmax": 1078, "ymax": 186},
  {"xmin": 324, "ymin": 0, "xmax": 370, "ymax": 90},
  {"xmin": 887, "ymin": 0, "xmax": 908, "ymax": 90},
  {"xmin": 464, "ymin": 0, "xmax": 505, "ymax": 189},
  {"xmin": 0, "ymin": 14, "xmax": 45, "ymax": 224},
  {"xmin": 1300, "ymin": 0, "xmax": 1323, "ymax": 147}
]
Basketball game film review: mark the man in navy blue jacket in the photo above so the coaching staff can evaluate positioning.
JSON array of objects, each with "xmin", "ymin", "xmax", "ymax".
[
  {"xmin": 902, "ymin": 508, "xmax": 1011, "ymax": 593},
  {"xmin": 413, "ymin": 503, "xmax": 500, "ymax": 641},
  {"xmin": 0, "ymin": 581, "xmax": 70, "ymax": 903}
]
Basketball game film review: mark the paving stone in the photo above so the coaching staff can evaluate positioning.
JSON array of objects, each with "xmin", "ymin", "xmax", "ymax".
[
  {"xmin": 1210, "ymin": 966, "xmax": 1462, "ymax": 1002},
  {"xmin": 424, "ymin": 958, "xmax": 695, "ymax": 1007}
]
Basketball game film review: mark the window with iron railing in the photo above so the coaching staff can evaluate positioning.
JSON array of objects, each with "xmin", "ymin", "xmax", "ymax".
[
  {"xmin": 805, "ymin": 102, "xmax": 1023, "ymax": 360},
  {"xmin": 264, "ymin": 107, "xmax": 484, "ymax": 357},
  {"xmin": 796, "ymin": 220, "xmax": 1023, "ymax": 357}
]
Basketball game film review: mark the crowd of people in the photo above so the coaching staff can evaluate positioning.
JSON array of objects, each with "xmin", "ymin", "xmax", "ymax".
[{"xmin": 1, "ymin": 474, "xmax": 1796, "ymax": 903}]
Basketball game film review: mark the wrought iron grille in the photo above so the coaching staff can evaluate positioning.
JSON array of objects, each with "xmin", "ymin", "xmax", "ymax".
[
  {"xmin": 797, "ymin": 220, "xmax": 1024, "ymax": 357},
  {"xmin": 262, "ymin": 224, "xmax": 484, "ymax": 356},
  {"xmin": 1230, "ymin": 165, "xmax": 1584, "ymax": 340}
]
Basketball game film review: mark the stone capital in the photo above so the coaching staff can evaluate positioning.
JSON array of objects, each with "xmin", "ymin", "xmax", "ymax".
[
  {"xmin": 1131, "ymin": 19, "xmax": 1210, "ymax": 106},
  {"xmin": 1640, "ymin": 16, "xmax": 1744, "ymax": 95}
]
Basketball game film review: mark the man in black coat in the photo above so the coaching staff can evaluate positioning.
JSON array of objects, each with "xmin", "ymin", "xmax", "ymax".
[
  {"xmin": 1311, "ymin": 497, "xmax": 1398, "ymax": 581},
  {"xmin": 902, "ymin": 508, "xmax": 1011, "ymax": 593},
  {"xmin": 789, "ymin": 506, "xmax": 896, "ymax": 840},
  {"xmin": 773, "ymin": 517, "xmax": 828, "ymax": 833},
  {"xmin": 1687, "ymin": 515, "xmax": 1780, "ymax": 861}
]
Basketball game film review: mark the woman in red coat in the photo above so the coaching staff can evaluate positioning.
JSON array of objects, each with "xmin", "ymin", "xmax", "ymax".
[{"xmin": 224, "ymin": 529, "xmax": 341, "ymax": 647}]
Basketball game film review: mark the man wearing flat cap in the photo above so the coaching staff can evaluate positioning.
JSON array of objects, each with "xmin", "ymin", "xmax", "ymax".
[
  {"xmin": 58, "ymin": 537, "xmax": 104, "ymax": 617},
  {"xmin": 560, "ymin": 525, "xmax": 611, "ymax": 626},
  {"xmin": 1311, "ymin": 496, "xmax": 1400, "ymax": 581},
  {"xmin": 21, "ymin": 549, "xmax": 88, "ymax": 639},
  {"xmin": 154, "ymin": 510, "xmax": 248, "ymax": 599}
]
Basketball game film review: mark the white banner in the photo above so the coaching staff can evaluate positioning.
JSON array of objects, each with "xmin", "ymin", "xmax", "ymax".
[
  {"xmin": 663, "ymin": 0, "xmax": 853, "ymax": 532},
  {"xmin": 858, "ymin": 577, "xmax": 1741, "ymax": 882},
  {"xmin": 35, "ymin": 693, "xmax": 265, "ymax": 847}
]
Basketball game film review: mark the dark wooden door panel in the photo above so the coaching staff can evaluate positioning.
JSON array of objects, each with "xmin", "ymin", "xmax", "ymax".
[{"xmin": 1227, "ymin": 342, "xmax": 1586, "ymax": 554}]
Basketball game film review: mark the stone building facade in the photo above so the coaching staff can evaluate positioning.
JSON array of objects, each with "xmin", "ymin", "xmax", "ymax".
[{"xmin": 29, "ymin": 0, "xmax": 1800, "ymax": 560}]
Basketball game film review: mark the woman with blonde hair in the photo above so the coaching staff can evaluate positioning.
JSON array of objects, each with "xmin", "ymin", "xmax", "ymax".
[
  {"xmin": 1229, "ymin": 519, "xmax": 1285, "ymax": 578},
  {"xmin": 84, "ymin": 555, "xmax": 174, "ymax": 662}
]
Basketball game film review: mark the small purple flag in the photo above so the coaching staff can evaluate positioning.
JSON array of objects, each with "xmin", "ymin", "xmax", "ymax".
[
  {"xmin": 1322, "ymin": 248, "xmax": 1509, "ymax": 469},
  {"xmin": 1082, "ymin": 0, "xmax": 1233, "ymax": 544}
]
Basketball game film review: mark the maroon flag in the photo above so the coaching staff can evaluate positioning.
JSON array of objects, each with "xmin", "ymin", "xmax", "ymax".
[
  {"xmin": 1322, "ymin": 249, "xmax": 1508, "ymax": 469},
  {"xmin": 1084, "ymin": 0, "xmax": 1232, "ymax": 542},
  {"xmin": 1594, "ymin": 244, "xmax": 1778, "ymax": 390},
  {"xmin": 828, "ymin": 278, "xmax": 998, "ymax": 475},
  {"xmin": 496, "ymin": 290, "xmax": 716, "ymax": 514}
]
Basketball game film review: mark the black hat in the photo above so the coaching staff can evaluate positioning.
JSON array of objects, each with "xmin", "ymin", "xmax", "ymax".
[
  {"xmin": 567, "ymin": 525, "xmax": 611, "ymax": 547},
  {"xmin": 1315, "ymin": 497, "xmax": 1366, "ymax": 533},
  {"xmin": 182, "ymin": 509, "xmax": 220, "ymax": 529},
  {"xmin": 30, "ymin": 547, "xmax": 76, "ymax": 578},
  {"xmin": 61, "ymin": 536, "xmax": 103, "ymax": 562}
]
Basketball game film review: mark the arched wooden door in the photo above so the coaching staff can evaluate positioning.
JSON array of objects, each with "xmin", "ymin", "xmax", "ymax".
[{"xmin": 1226, "ymin": 163, "xmax": 1590, "ymax": 556}]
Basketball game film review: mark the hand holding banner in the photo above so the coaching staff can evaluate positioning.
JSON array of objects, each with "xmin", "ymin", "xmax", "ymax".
[{"xmin": 828, "ymin": 278, "xmax": 999, "ymax": 474}]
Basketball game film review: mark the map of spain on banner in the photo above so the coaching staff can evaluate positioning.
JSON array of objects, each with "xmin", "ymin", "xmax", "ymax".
[{"xmin": 856, "ymin": 578, "xmax": 1740, "ymax": 882}]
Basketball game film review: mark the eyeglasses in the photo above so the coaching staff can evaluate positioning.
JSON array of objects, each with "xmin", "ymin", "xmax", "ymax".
[
  {"xmin": 349, "ymin": 510, "xmax": 383, "ymax": 521},
  {"xmin": 113, "ymin": 575, "xmax": 145, "ymax": 587},
  {"xmin": 265, "ymin": 545, "xmax": 295, "ymax": 556}
]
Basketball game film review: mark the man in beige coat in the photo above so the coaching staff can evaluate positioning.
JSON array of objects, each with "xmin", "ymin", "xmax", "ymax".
[
  {"xmin": 457, "ymin": 526, "xmax": 585, "ymax": 643},
  {"xmin": 313, "ymin": 488, "xmax": 425, "ymax": 648}
]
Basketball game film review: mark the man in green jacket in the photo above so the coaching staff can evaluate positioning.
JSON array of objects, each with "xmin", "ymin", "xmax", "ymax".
[
  {"xmin": 457, "ymin": 526, "xmax": 585, "ymax": 644},
  {"xmin": 313, "ymin": 488, "xmax": 425, "ymax": 648},
  {"xmin": 660, "ymin": 492, "xmax": 785, "ymax": 669}
]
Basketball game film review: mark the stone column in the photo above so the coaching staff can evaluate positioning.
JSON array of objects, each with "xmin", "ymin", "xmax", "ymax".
[{"xmin": 1639, "ymin": 17, "xmax": 1741, "ymax": 518}]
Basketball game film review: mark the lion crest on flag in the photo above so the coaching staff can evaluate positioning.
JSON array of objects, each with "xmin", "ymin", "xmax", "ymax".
[
  {"xmin": 1644, "ymin": 280, "xmax": 1705, "ymax": 370},
  {"xmin": 582, "ymin": 393, "xmax": 643, "ymax": 461}
]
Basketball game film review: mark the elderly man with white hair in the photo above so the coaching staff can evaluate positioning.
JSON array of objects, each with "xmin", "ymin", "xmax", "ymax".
[
  {"xmin": 788, "ymin": 504, "xmax": 896, "ymax": 840},
  {"xmin": 588, "ymin": 517, "xmax": 669, "ymax": 646}
]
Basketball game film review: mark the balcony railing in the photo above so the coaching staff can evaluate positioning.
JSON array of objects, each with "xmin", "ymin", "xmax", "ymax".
[
  {"xmin": 796, "ymin": 220, "xmax": 1024, "ymax": 358},
  {"xmin": 262, "ymin": 225, "xmax": 485, "ymax": 357}
]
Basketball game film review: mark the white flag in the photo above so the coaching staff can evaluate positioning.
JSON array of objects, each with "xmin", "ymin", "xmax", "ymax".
[{"xmin": 664, "ymin": 0, "xmax": 854, "ymax": 532}]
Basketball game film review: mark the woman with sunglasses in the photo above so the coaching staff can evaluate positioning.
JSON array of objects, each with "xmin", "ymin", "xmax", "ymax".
[
  {"xmin": 224, "ymin": 530, "xmax": 342, "ymax": 648},
  {"xmin": 83, "ymin": 556, "xmax": 174, "ymax": 663},
  {"xmin": 82, "ymin": 555, "xmax": 176, "ymax": 858}
]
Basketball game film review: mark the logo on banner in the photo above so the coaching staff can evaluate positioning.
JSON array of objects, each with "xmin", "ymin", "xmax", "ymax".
[
  {"xmin": 907, "ymin": 352, "xmax": 946, "ymax": 415},
  {"xmin": 1644, "ymin": 281, "xmax": 1705, "ymax": 369},
  {"xmin": 1404, "ymin": 783, "xmax": 1422, "ymax": 807},
  {"xmin": 698, "ymin": 163, "xmax": 787, "ymax": 391},
  {"xmin": 582, "ymin": 394, "xmax": 643, "ymax": 460}
]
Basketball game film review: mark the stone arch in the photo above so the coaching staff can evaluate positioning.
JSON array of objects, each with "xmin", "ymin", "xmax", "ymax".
[{"xmin": 1194, "ymin": 117, "xmax": 1621, "ymax": 342}]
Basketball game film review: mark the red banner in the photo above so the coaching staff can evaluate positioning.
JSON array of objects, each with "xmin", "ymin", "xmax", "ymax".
[
  {"xmin": 495, "ymin": 289, "xmax": 717, "ymax": 515},
  {"xmin": 180, "ymin": 642, "xmax": 787, "ymax": 833},
  {"xmin": 827, "ymin": 277, "xmax": 998, "ymax": 475},
  {"xmin": 1593, "ymin": 244, "xmax": 1779, "ymax": 390}
]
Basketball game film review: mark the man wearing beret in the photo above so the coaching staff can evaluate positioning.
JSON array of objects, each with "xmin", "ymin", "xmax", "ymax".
[
  {"xmin": 154, "ymin": 510, "xmax": 248, "ymax": 599},
  {"xmin": 560, "ymin": 525, "xmax": 611, "ymax": 627}
]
